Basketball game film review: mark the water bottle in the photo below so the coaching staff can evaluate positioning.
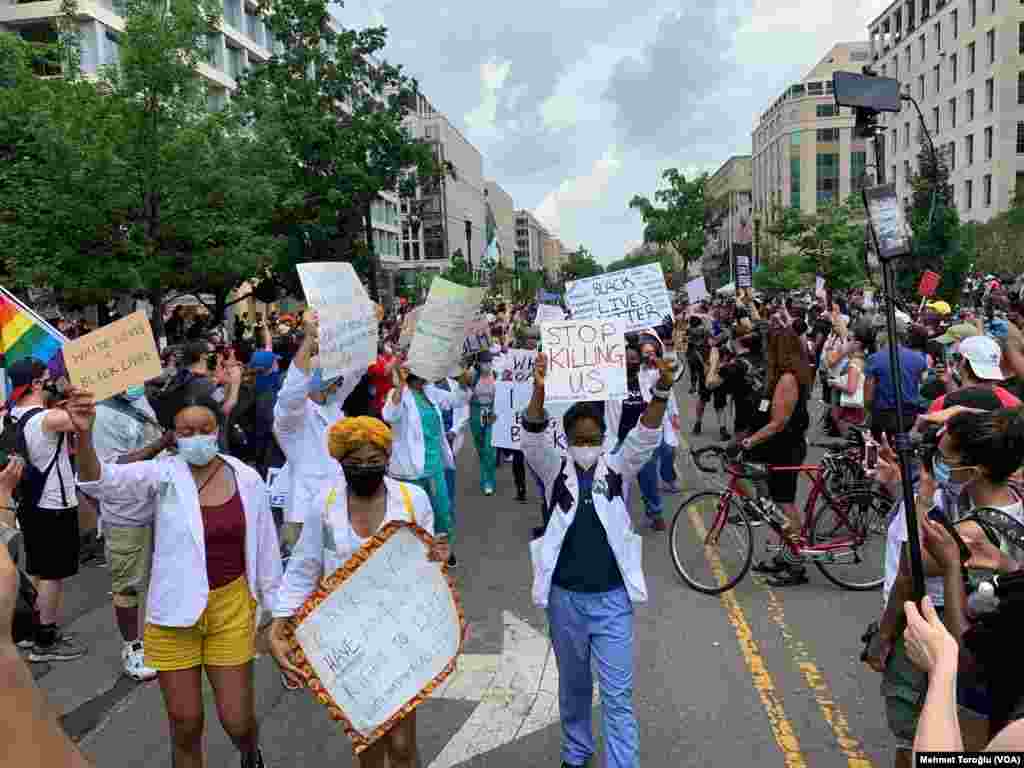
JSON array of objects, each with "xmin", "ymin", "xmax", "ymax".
[{"xmin": 967, "ymin": 581, "xmax": 999, "ymax": 619}]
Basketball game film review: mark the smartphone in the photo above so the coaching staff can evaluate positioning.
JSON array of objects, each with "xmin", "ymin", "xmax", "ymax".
[{"xmin": 863, "ymin": 439, "xmax": 879, "ymax": 472}]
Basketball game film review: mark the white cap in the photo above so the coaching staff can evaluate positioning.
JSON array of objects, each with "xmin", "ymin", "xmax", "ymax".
[{"xmin": 959, "ymin": 335, "xmax": 1005, "ymax": 381}]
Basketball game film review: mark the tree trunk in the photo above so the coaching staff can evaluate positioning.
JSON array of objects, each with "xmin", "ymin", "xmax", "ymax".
[
  {"xmin": 363, "ymin": 199, "xmax": 379, "ymax": 303},
  {"xmin": 148, "ymin": 288, "xmax": 166, "ymax": 350}
]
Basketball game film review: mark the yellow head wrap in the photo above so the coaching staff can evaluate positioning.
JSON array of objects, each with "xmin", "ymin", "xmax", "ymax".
[{"xmin": 327, "ymin": 416, "xmax": 393, "ymax": 461}]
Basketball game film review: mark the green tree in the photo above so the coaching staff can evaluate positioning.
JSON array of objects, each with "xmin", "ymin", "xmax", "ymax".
[
  {"xmin": 605, "ymin": 245, "xmax": 675, "ymax": 276},
  {"xmin": 559, "ymin": 246, "xmax": 603, "ymax": 283},
  {"xmin": 0, "ymin": 1, "xmax": 279, "ymax": 334},
  {"xmin": 440, "ymin": 249, "xmax": 476, "ymax": 287},
  {"xmin": 516, "ymin": 269, "xmax": 544, "ymax": 301},
  {"xmin": 235, "ymin": 0, "xmax": 437, "ymax": 302},
  {"xmin": 629, "ymin": 169, "xmax": 706, "ymax": 277},
  {"xmin": 971, "ymin": 189, "xmax": 1024, "ymax": 277}
]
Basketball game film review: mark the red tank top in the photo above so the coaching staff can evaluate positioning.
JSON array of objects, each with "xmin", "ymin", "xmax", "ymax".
[{"xmin": 201, "ymin": 490, "xmax": 246, "ymax": 589}]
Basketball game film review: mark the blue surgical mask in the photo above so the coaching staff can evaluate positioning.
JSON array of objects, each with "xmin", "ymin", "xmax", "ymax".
[
  {"xmin": 177, "ymin": 434, "xmax": 219, "ymax": 466},
  {"xmin": 932, "ymin": 455, "xmax": 968, "ymax": 496},
  {"xmin": 124, "ymin": 385, "xmax": 146, "ymax": 401}
]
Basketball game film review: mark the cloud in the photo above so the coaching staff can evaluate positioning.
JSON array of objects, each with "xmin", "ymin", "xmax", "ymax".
[
  {"xmin": 463, "ymin": 57, "xmax": 512, "ymax": 137},
  {"xmin": 534, "ymin": 145, "xmax": 622, "ymax": 235}
]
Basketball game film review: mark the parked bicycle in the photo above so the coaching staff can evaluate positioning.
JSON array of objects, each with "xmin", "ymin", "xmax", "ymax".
[{"xmin": 669, "ymin": 444, "xmax": 892, "ymax": 595}]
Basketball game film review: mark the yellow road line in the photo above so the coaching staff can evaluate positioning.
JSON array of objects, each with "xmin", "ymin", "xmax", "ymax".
[
  {"xmin": 688, "ymin": 504, "xmax": 807, "ymax": 768},
  {"xmin": 756, "ymin": 579, "xmax": 875, "ymax": 768}
]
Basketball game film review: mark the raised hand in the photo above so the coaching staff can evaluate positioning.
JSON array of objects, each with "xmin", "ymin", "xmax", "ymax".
[
  {"xmin": 64, "ymin": 388, "xmax": 97, "ymax": 433},
  {"xmin": 534, "ymin": 353, "xmax": 547, "ymax": 388}
]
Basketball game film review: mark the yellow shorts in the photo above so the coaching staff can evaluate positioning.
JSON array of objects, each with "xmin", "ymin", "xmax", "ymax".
[{"xmin": 144, "ymin": 575, "xmax": 257, "ymax": 672}]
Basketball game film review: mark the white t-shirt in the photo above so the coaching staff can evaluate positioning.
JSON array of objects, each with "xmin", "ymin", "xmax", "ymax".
[
  {"xmin": 92, "ymin": 398, "xmax": 162, "ymax": 527},
  {"xmin": 883, "ymin": 489, "xmax": 1024, "ymax": 608},
  {"xmin": 10, "ymin": 407, "xmax": 75, "ymax": 511}
]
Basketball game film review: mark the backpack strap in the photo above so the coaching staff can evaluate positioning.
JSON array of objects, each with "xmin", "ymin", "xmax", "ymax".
[
  {"xmin": 15, "ymin": 409, "xmax": 67, "ymax": 508},
  {"xmin": 397, "ymin": 483, "xmax": 415, "ymax": 523}
]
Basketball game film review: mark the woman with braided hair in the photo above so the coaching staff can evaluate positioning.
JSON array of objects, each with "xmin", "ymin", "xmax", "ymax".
[{"xmin": 269, "ymin": 416, "xmax": 449, "ymax": 768}]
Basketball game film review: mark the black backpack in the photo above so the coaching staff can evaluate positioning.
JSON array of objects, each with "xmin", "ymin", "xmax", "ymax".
[{"xmin": 0, "ymin": 408, "xmax": 68, "ymax": 511}]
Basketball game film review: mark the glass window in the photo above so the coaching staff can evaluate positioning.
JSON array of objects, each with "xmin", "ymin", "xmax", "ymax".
[
  {"xmin": 987, "ymin": 29, "xmax": 995, "ymax": 64},
  {"xmin": 816, "ymin": 128, "xmax": 840, "ymax": 142},
  {"xmin": 851, "ymin": 151, "xmax": 867, "ymax": 192},
  {"xmin": 920, "ymin": 34, "xmax": 927, "ymax": 60},
  {"xmin": 949, "ymin": 141, "xmax": 956, "ymax": 171},
  {"xmin": 905, "ymin": 121, "xmax": 911, "ymax": 147},
  {"xmin": 807, "ymin": 81, "xmax": 824, "ymax": 94},
  {"xmin": 984, "ymin": 174, "xmax": 992, "ymax": 206},
  {"xmin": 965, "ymin": 178, "xmax": 973, "ymax": 209},
  {"xmin": 933, "ymin": 64, "xmax": 940, "ymax": 94},
  {"xmin": 949, "ymin": 98, "xmax": 956, "ymax": 129},
  {"xmin": 951, "ymin": 52, "xmax": 958, "ymax": 84},
  {"xmin": 936, "ymin": 21, "xmax": 942, "ymax": 50},
  {"xmin": 1017, "ymin": 121, "xmax": 1024, "ymax": 153},
  {"xmin": 985, "ymin": 77, "xmax": 994, "ymax": 111},
  {"xmin": 919, "ymin": 74, "xmax": 925, "ymax": 100},
  {"xmin": 968, "ymin": 42, "xmax": 976, "ymax": 74},
  {"xmin": 966, "ymin": 133, "xmax": 975, "ymax": 164},
  {"xmin": 1019, "ymin": 72, "xmax": 1024, "ymax": 104},
  {"xmin": 933, "ymin": 106, "xmax": 940, "ymax": 133},
  {"xmin": 790, "ymin": 154, "xmax": 801, "ymax": 209},
  {"xmin": 791, "ymin": 132, "xmax": 801, "ymax": 146},
  {"xmin": 815, "ymin": 153, "xmax": 838, "ymax": 204},
  {"xmin": 985, "ymin": 126, "xmax": 993, "ymax": 159},
  {"xmin": 970, "ymin": 0, "xmax": 976, "ymax": 27},
  {"xmin": 967, "ymin": 88, "xmax": 975, "ymax": 120},
  {"xmin": 953, "ymin": 9, "xmax": 958, "ymax": 39},
  {"xmin": 816, "ymin": 104, "xmax": 837, "ymax": 117}
]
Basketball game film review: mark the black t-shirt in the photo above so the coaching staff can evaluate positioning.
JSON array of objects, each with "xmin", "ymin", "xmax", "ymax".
[
  {"xmin": 618, "ymin": 375, "xmax": 645, "ymax": 443},
  {"xmin": 552, "ymin": 465, "xmax": 624, "ymax": 593},
  {"xmin": 719, "ymin": 355, "xmax": 763, "ymax": 434}
]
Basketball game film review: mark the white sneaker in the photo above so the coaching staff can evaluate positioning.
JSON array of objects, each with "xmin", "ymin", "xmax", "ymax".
[{"xmin": 122, "ymin": 641, "xmax": 158, "ymax": 682}]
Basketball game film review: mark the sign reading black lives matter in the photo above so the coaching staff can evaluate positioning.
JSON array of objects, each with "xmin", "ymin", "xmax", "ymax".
[{"xmin": 564, "ymin": 263, "xmax": 672, "ymax": 333}]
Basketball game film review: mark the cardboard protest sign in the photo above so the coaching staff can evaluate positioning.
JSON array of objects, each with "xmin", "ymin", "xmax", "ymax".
[
  {"xmin": 287, "ymin": 523, "xmax": 464, "ymax": 754},
  {"xmin": 462, "ymin": 318, "xmax": 490, "ymax": 355},
  {"xmin": 685, "ymin": 276, "xmax": 709, "ymax": 305},
  {"xmin": 496, "ymin": 348, "xmax": 537, "ymax": 383},
  {"xmin": 491, "ymin": 380, "xmax": 568, "ymax": 452},
  {"xmin": 564, "ymin": 264, "xmax": 671, "ymax": 333},
  {"xmin": 297, "ymin": 263, "xmax": 378, "ymax": 381},
  {"xmin": 735, "ymin": 255, "xmax": 752, "ymax": 288},
  {"xmin": 64, "ymin": 311, "xmax": 162, "ymax": 402},
  {"xmin": 407, "ymin": 278, "xmax": 485, "ymax": 382},
  {"xmin": 540, "ymin": 319, "xmax": 627, "ymax": 403},
  {"xmin": 535, "ymin": 304, "xmax": 565, "ymax": 323}
]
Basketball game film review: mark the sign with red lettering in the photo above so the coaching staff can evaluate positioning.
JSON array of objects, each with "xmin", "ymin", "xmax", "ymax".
[
  {"xmin": 541, "ymin": 319, "xmax": 627, "ymax": 403},
  {"xmin": 918, "ymin": 270, "xmax": 941, "ymax": 297},
  {"xmin": 564, "ymin": 264, "xmax": 671, "ymax": 333}
]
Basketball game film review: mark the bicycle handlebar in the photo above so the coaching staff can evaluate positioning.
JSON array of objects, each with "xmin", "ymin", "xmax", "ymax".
[{"xmin": 691, "ymin": 446, "xmax": 769, "ymax": 480}]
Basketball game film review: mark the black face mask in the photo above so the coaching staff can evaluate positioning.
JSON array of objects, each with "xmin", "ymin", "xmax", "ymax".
[{"xmin": 342, "ymin": 464, "xmax": 387, "ymax": 498}]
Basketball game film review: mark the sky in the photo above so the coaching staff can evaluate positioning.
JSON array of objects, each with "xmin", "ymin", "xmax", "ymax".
[{"xmin": 334, "ymin": 0, "xmax": 893, "ymax": 265}]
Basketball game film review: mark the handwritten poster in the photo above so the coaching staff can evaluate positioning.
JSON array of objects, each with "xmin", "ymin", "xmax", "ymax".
[
  {"xmin": 291, "ymin": 524, "xmax": 463, "ymax": 752},
  {"xmin": 64, "ymin": 311, "xmax": 162, "ymax": 402},
  {"xmin": 685, "ymin": 276, "xmax": 709, "ymax": 305},
  {"xmin": 297, "ymin": 263, "xmax": 378, "ymax": 381},
  {"xmin": 491, "ymin": 380, "xmax": 568, "ymax": 452},
  {"xmin": 735, "ymin": 255, "xmax": 752, "ymax": 288},
  {"xmin": 497, "ymin": 348, "xmax": 537, "ymax": 383},
  {"xmin": 407, "ymin": 278, "xmax": 485, "ymax": 382},
  {"xmin": 540, "ymin": 319, "xmax": 627, "ymax": 404},
  {"xmin": 564, "ymin": 264, "xmax": 671, "ymax": 332},
  {"xmin": 535, "ymin": 304, "xmax": 565, "ymax": 323}
]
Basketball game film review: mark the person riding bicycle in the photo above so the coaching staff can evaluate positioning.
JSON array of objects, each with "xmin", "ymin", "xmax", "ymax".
[{"xmin": 730, "ymin": 318, "xmax": 813, "ymax": 586}]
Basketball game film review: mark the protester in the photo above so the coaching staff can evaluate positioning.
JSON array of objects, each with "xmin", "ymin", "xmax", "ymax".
[
  {"xmin": 90, "ymin": 386, "xmax": 173, "ymax": 681},
  {"xmin": 269, "ymin": 416, "xmax": 449, "ymax": 767},
  {"xmin": 864, "ymin": 317, "xmax": 929, "ymax": 440},
  {"xmin": 927, "ymin": 334, "xmax": 1021, "ymax": 412},
  {"xmin": 7, "ymin": 359, "xmax": 87, "ymax": 662},
  {"xmin": 523, "ymin": 350, "xmax": 674, "ymax": 768},
  {"xmin": 467, "ymin": 350, "xmax": 498, "ymax": 495},
  {"xmin": 73, "ymin": 389, "xmax": 281, "ymax": 768},
  {"xmin": 366, "ymin": 342, "xmax": 398, "ymax": 418}
]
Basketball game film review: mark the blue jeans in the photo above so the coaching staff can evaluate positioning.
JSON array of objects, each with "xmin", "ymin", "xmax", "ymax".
[
  {"xmin": 445, "ymin": 468, "xmax": 456, "ymax": 526},
  {"xmin": 637, "ymin": 455, "xmax": 663, "ymax": 521},
  {"xmin": 657, "ymin": 442, "xmax": 677, "ymax": 485},
  {"xmin": 547, "ymin": 585, "xmax": 638, "ymax": 768}
]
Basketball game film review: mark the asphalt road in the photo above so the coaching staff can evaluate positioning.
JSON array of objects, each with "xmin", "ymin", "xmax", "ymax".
[{"xmin": 35, "ymin": 388, "xmax": 895, "ymax": 768}]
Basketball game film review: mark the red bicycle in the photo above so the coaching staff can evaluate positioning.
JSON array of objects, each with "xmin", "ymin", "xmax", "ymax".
[{"xmin": 669, "ymin": 445, "xmax": 892, "ymax": 595}]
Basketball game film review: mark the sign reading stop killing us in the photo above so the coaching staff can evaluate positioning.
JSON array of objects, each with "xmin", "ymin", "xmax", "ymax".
[
  {"xmin": 564, "ymin": 263, "xmax": 671, "ymax": 333},
  {"xmin": 541, "ymin": 319, "xmax": 627, "ymax": 403}
]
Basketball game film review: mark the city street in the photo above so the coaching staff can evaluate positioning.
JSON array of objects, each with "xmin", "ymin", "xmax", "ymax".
[{"xmin": 44, "ymin": 389, "xmax": 894, "ymax": 768}]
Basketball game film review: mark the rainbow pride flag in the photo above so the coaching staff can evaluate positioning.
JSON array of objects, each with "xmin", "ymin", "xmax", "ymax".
[{"xmin": 0, "ymin": 287, "xmax": 67, "ymax": 383}]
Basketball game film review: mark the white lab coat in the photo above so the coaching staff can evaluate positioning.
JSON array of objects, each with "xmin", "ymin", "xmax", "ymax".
[
  {"xmin": 381, "ymin": 385, "xmax": 470, "ymax": 479},
  {"xmin": 77, "ymin": 455, "xmax": 282, "ymax": 628},
  {"xmin": 273, "ymin": 364, "xmax": 355, "ymax": 524},
  {"xmin": 273, "ymin": 477, "xmax": 434, "ymax": 618},
  {"xmin": 435, "ymin": 377, "xmax": 471, "ymax": 456},
  {"xmin": 523, "ymin": 415, "xmax": 661, "ymax": 607}
]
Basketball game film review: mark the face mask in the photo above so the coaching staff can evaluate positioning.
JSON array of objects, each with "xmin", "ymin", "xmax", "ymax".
[
  {"xmin": 569, "ymin": 445, "xmax": 602, "ymax": 470},
  {"xmin": 932, "ymin": 455, "xmax": 970, "ymax": 496},
  {"xmin": 124, "ymin": 385, "xmax": 146, "ymax": 401},
  {"xmin": 343, "ymin": 464, "xmax": 387, "ymax": 497},
  {"xmin": 178, "ymin": 434, "xmax": 219, "ymax": 466}
]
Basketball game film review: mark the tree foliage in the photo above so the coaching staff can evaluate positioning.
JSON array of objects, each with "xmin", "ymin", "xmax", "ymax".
[
  {"xmin": 970, "ymin": 189, "xmax": 1024, "ymax": 277},
  {"xmin": 234, "ymin": 0, "xmax": 437, "ymax": 302},
  {"xmin": 629, "ymin": 169, "xmax": 706, "ymax": 277},
  {"xmin": 605, "ymin": 245, "xmax": 675, "ymax": 277},
  {"xmin": 558, "ymin": 246, "xmax": 603, "ymax": 283}
]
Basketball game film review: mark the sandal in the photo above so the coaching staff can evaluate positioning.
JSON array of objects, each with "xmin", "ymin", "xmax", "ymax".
[
  {"xmin": 766, "ymin": 567, "xmax": 808, "ymax": 587},
  {"xmin": 752, "ymin": 556, "xmax": 788, "ymax": 574}
]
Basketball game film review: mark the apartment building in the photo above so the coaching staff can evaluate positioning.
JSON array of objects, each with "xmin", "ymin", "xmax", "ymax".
[
  {"xmin": 867, "ymin": 0, "xmax": 1024, "ymax": 220},
  {"xmin": 543, "ymin": 237, "xmax": 567, "ymax": 283},
  {"xmin": 703, "ymin": 155, "xmax": 754, "ymax": 290},
  {"xmin": 514, "ymin": 209, "xmax": 549, "ymax": 275},
  {"xmin": 752, "ymin": 42, "xmax": 873, "ymax": 256}
]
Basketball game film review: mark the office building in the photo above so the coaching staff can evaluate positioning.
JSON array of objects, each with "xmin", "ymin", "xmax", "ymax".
[
  {"xmin": 867, "ymin": 0, "xmax": 1024, "ymax": 220},
  {"xmin": 543, "ymin": 237, "xmax": 567, "ymax": 283},
  {"xmin": 752, "ymin": 41, "xmax": 873, "ymax": 263},
  {"xmin": 485, "ymin": 181, "xmax": 516, "ymax": 269},
  {"xmin": 703, "ymin": 155, "xmax": 754, "ymax": 290},
  {"xmin": 514, "ymin": 209, "xmax": 550, "ymax": 276}
]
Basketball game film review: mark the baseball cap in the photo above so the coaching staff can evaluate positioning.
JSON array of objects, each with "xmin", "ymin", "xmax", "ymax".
[
  {"xmin": 959, "ymin": 335, "xmax": 1005, "ymax": 381},
  {"xmin": 248, "ymin": 350, "xmax": 279, "ymax": 371},
  {"xmin": 934, "ymin": 323, "xmax": 980, "ymax": 345},
  {"xmin": 7, "ymin": 358, "xmax": 48, "ymax": 403}
]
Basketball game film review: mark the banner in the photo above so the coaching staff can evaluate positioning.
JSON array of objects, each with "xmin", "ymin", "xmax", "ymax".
[
  {"xmin": 535, "ymin": 304, "xmax": 565, "ymax": 323},
  {"xmin": 685, "ymin": 276, "xmax": 709, "ymax": 305},
  {"xmin": 0, "ymin": 286, "xmax": 68, "ymax": 386},
  {"xmin": 491, "ymin": 380, "xmax": 567, "ymax": 452},
  {"xmin": 407, "ymin": 278, "xmax": 485, "ymax": 382},
  {"xmin": 63, "ymin": 311, "xmax": 162, "ymax": 402},
  {"xmin": 735, "ymin": 255, "xmax": 752, "ymax": 288},
  {"xmin": 564, "ymin": 263, "xmax": 671, "ymax": 333},
  {"xmin": 541, "ymin": 319, "xmax": 627, "ymax": 403},
  {"xmin": 297, "ymin": 263, "xmax": 378, "ymax": 381},
  {"xmin": 497, "ymin": 348, "xmax": 537, "ymax": 383}
]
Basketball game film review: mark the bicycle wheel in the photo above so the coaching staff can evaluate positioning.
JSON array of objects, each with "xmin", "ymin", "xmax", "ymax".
[
  {"xmin": 809, "ymin": 490, "xmax": 892, "ymax": 590},
  {"xmin": 670, "ymin": 491, "xmax": 753, "ymax": 595}
]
